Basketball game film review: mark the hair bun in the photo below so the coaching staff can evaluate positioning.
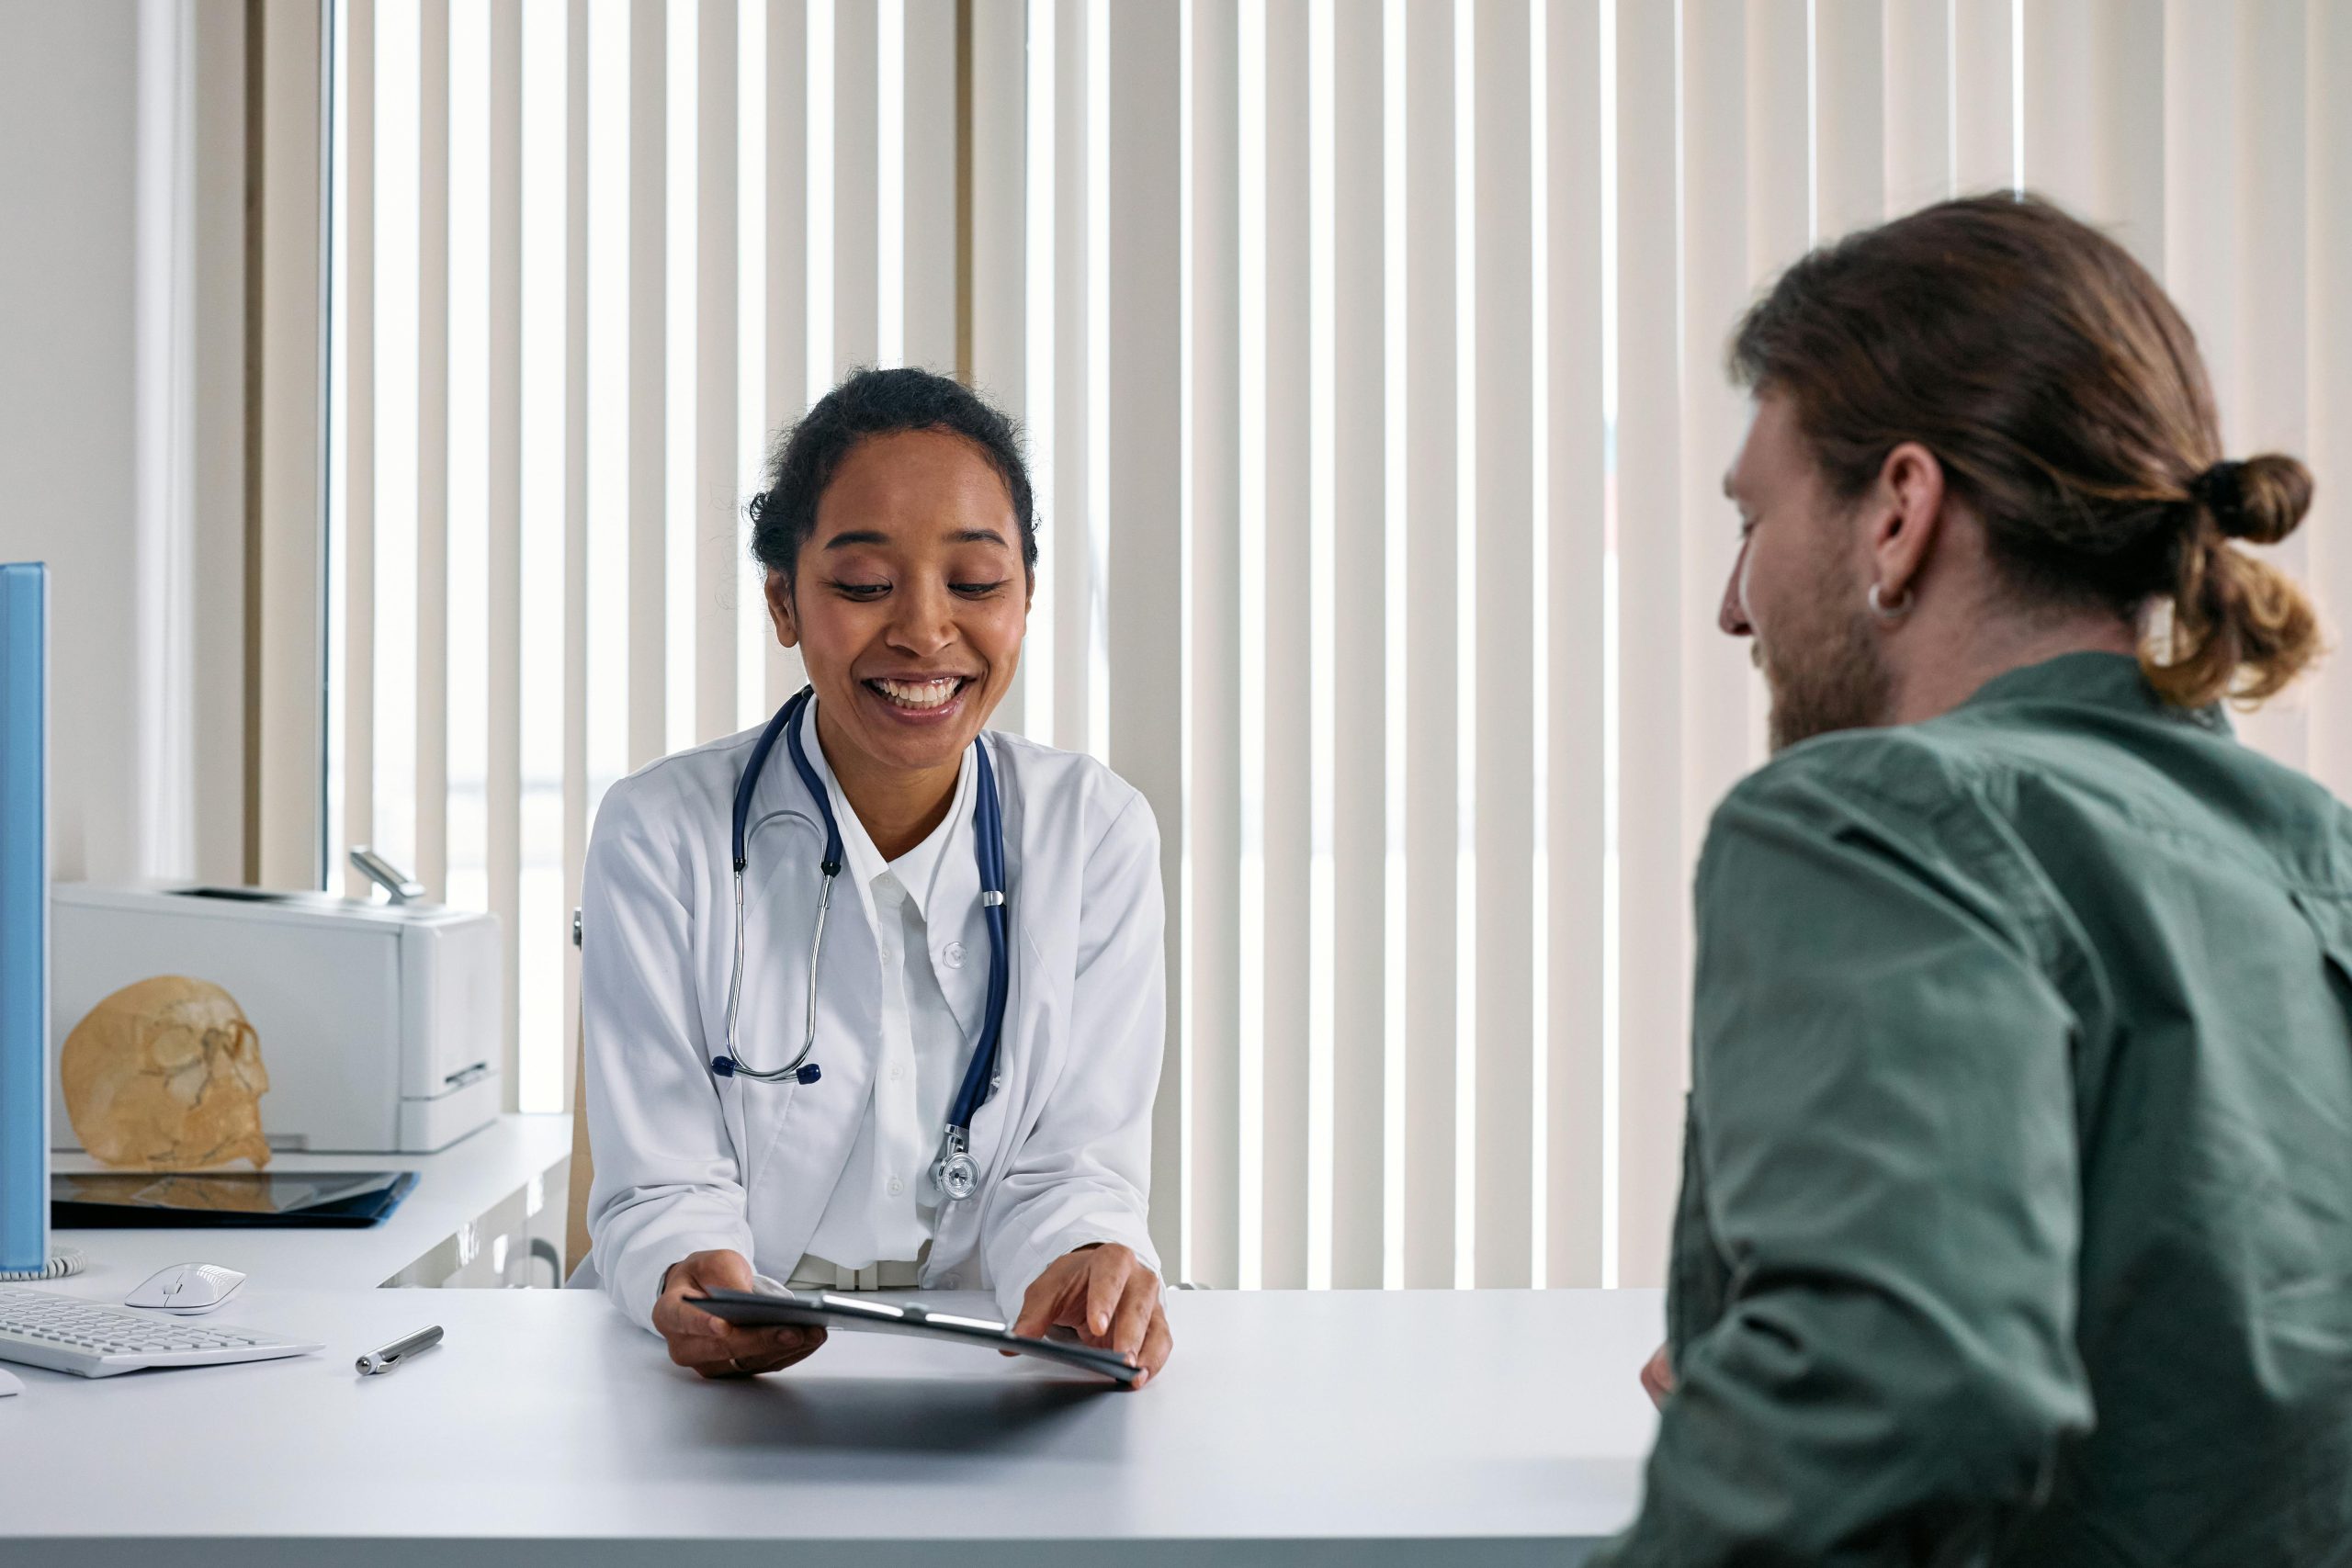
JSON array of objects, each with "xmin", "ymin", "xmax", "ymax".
[{"xmin": 2197, "ymin": 454, "xmax": 2312, "ymax": 546}]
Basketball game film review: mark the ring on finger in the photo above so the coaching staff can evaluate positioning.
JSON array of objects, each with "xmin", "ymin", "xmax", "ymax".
[{"xmin": 729, "ymin": 1354, "xmax": 749, "ymax": 1374}]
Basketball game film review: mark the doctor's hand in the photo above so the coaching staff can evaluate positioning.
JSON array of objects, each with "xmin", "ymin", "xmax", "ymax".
[
  {"xmin": 1639, "ymin": 1341, "xmax": 1675, "ymax": 1410},
  {"xmin": 1008, "ymin": 1243, "xmax": 1173, "ymax": 1389},
  {"xmin": 653, "ymin": 1248, "xmax": 827, "ymax": 1379}
]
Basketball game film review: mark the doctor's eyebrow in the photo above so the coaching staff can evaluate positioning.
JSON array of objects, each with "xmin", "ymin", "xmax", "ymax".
[{"xmin": 821, "ymin": 527, "xmax": 1011, "ymax": 550}]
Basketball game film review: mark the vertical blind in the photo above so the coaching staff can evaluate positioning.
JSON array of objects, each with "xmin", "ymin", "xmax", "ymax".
[{"xmin": 319, "ymin": 0, "xmax": 2352, "ymax": 1291}]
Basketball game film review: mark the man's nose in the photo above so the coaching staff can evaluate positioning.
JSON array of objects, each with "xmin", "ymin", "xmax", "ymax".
[{"xmin": 1719, "ymin": 539, "xmax": 1754, "ymax": 637}]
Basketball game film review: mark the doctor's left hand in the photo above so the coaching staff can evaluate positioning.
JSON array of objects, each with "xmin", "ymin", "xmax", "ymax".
[{"xmin": 1009, "ymin": 1243, "xmax": 1173, "ymax": 1388}]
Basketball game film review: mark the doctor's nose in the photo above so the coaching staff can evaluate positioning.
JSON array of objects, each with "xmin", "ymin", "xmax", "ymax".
[{"xmin": 885, "ymin": 583, "xmax": 958, "ymax": 656}]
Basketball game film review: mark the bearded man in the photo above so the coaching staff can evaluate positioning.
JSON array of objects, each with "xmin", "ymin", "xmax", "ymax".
[{"xmin": 1593, "ymin": 195, "xmax": 2352, "ymax": 1566}]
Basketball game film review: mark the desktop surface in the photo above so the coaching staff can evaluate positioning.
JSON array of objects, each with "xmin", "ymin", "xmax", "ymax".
[{"xmin": 4, "ymin": 1284, "xmax": 1662, "ymax": 1566}]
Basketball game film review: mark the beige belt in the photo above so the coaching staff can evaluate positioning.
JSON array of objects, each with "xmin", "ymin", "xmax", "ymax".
[{"xmin": 786, "ymin": 1251, "xmax": 925, "ymax": 1292}]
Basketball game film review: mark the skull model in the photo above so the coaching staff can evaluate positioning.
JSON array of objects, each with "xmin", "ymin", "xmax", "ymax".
[{"xmin": 61, "ymin": 976, "xmax": 273, "ymax": 1169}]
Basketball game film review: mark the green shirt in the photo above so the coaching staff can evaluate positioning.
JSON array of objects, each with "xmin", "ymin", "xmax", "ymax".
[{"xmin": 1595, "ymin": 653, "xmax": 2352, "ymax": 1567}]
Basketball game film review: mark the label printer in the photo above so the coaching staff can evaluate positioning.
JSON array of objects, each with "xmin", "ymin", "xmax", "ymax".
[{"xmin": 50, "ymin": 878, "xmax": 502, "ymax": 1155}]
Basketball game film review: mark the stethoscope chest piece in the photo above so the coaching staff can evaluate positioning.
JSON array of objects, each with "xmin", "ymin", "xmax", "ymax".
[{"xmin": 935, "ymin": 1145, "xmax": 981, "ymax": 1203}]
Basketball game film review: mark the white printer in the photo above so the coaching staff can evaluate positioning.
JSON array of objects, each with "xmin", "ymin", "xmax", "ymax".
[{"xmin": 49, "ymin": 882, "xmax": 502, "ymax": 1154}]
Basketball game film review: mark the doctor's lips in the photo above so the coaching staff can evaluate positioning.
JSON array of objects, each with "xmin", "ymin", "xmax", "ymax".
[{"xmin": 865, "ymin": 674, "xmax": 977, "ymax": 712}]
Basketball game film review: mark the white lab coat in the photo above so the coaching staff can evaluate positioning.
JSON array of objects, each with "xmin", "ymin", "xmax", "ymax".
[{"xmin": 574, "ymin": 716, "xmax": 1166, "ymax": 1333}]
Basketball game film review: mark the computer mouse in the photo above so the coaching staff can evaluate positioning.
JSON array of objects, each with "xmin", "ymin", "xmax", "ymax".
[
  {"xmin": 0, "ymin": 1366, "xmax": 21, "ymax": 1395},
  {"xmin": 126, "ymin": 1262, "xmax": 247, "ymax": 1314}
]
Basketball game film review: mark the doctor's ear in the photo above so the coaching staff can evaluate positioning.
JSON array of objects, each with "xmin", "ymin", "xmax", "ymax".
[{"xmin": 764, "ymin": 569, "xmax": 801, "ymax": 649}]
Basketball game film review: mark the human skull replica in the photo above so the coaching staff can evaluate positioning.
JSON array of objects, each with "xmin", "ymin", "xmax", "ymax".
[{"xmin": 61, "ymin": 976, "xmax": 273, "ymax": 1170}]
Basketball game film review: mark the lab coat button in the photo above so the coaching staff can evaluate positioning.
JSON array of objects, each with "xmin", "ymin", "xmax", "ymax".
[
  {"xmin": 942, "ymin": 941, "xmax": 965, "ymax": 968},
  {"xmin": 938, "ymin": 1275, "xmax": 959, "ymax": 1290},
  {"xmin": 888, "ymin": 1177, "xmax": 905, "ymax": 1197}
]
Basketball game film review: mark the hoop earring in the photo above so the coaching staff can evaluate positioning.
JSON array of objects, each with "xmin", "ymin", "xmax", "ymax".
[{"xmin": 1868, "ymin": 582, "xmax": 1914, "ymax": 621}]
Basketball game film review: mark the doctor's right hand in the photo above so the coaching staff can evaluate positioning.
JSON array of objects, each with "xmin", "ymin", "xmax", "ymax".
[{"xmin": 653, "ymin": 1248, "xmax": 827, "ymax": 1379}]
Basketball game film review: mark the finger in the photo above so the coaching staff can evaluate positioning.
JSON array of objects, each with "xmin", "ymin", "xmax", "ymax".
[
  {"xmin": 1011, "ymin": 1266, "xmax": 1073, "ymax": 1341},
  {"xmin": 1129, "ymin": 1309, "xmax": 1173, "ymax": 1389},
  {"xmin": 1108, "ymin": 1271, "xmax": 1158, "ymax": 1358},
  {"xmin": 1081, "ymin": 1258, "xmax": 1125, "ymax": 1343},
  {"xmin": 751, "ymin": 1325, "xmax": 825, "ymax": 1359}
]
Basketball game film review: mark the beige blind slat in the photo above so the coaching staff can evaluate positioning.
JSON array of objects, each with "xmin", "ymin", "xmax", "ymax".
[
  {"xmin": 562, "ymin": 0, "xmax": 590, "ymax": 1116},
  {"xmin": 832, "ymin": 0, "xmax": 878, "ymax": 374},
  {"xmin": 902, "ymin": 0, "xmax": 957, "ymax": 372},
  {"xmin": 2021, "ymin": 0, "xmax": 2163, "ymax": 276},
  {"xmin": 1612, "ymin": 0, "xmax": 1685, "ymax": 1292},
  {"xmin": 697, "ymin": 0, "xmax": 739, "ymax": 745},
  {"xmin": 2311, "ymin": 0, "xmax": 2352, "ymax": 803},
  {"xmin": 1740, "ymin": 6, "xmax": 1805, "ymax": 768},
  {"xmin": 1326, "ymin": 0, "xmax": 1386, "ymax": 1292},
  {"xmin": 1100, "ymin": 0, "xmax": 1187, "ymax": 1280},
  {"xmin": 1951, "ymin": 0, "xmax": 2016, "ymax": 195},
  {"xmin": 1541, "ymin": 0, "xmax": 1606, "ymax": 1290},
  {"xmin": 968, "ymin": 0, "xmax": 1025, "ymax": 733},
  {"xmin": 417, "ymin": 0, "xmax": 451, "ymax": 895},
  {"xmin": 1468, "ymin": 0, "xmax": 1533, "ymax": 1291},
  {"xmin": 763, "ymin": 0, "xmax": 808, "ymax": 711},
  {"xmin": 343, "ymin": 0, "xmax": 378, "ymax": 898},
  {"xmin": 488, "ymin": 0, "xmax": 524, "ymax": 1111},
  {"xmin": 1398, "ymin": 0, "xmax": 1457, "ymax": 1291},
  {"xmin": 1882, "ymin": 0, "xmax": 1951, "ymax": 214},
  {"xmin": 1050, "ymin": 0, "xmax": 1091, "ymax": 757},
  {"xmin": 1812, "ymin": 0, "xmax": 1883, "ymax": 241},
  {"xmin": 1250, "ymin": 0, "xmax": 1312, "ymax": 1292},
  {"xmin": 1184, "ymin": 0, "xmax": 1244, "ymax": 1292},
  {"xmin": 1683, "ymin": 6, "xmax": 1758, "ymax": 881},
  {"xmin": 628, "ymin": 0, "xmax": 665, "ymax": 770}
]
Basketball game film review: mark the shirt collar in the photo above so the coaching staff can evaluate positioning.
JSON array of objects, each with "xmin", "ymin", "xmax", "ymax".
[
  {"xmin": 1957, "ymin": 650, "xmax": 2233, "ymax": 735},
  {"xmin": 797, "ymin": 693, "xmax": 977, "ymax": 921}
]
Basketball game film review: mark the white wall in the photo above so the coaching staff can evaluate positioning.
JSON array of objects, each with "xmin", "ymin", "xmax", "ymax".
[{"xmin": 0, "ymin": 0, "xmax": 245, "ymax": 887}]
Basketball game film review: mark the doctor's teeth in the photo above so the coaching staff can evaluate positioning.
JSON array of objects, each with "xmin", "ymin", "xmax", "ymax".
[{"xmin": 872, "ymin": 677, "xmax": 962, "ymax": 709}]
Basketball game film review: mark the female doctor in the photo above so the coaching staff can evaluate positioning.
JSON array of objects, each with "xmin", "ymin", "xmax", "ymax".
[{"xmin": 578, "ymin": 367, "xmax": 1171, "ymax": 1385}]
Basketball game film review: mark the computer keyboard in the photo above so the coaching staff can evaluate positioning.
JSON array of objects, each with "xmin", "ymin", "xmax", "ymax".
[{"xmin": 0, "ymin": 1283, "xmax": 320, "ymax": 1378}]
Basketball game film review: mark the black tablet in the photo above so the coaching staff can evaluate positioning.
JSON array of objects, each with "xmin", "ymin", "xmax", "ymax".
[
  {"xmin": 687, "ymin": 1286, "xmax": 1142, "ymax": 1386},
  {"xmin": 51, "ymin": 1169, "xmax": 420, "ymax": 1228}
]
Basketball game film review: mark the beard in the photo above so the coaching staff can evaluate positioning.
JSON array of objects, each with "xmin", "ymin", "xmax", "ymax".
[{"xmin": 1758, "ymin": 590, "xmax": 1894, "ymax": 752}]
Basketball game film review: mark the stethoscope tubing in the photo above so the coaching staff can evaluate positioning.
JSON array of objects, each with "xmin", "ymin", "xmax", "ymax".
[{"xmin": 714, "ymin": 686, "xmax": 1011, "ymax": 1198}]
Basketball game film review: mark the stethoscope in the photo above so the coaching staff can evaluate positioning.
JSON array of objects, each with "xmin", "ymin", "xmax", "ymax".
[{"xmin": 714, "ymin": 685, "xmax": 1011, "ymax": 1204}]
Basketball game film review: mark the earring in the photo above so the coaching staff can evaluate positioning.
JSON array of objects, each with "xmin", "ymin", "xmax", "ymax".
[{"xmin": 1868, "ymin": 582, "xmax": 1914, "ymax": 620}]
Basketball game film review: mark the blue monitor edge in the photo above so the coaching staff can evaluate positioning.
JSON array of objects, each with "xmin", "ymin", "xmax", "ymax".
[{"xmin": 0, "ymin": 563, "xmax": 49, "ymax": 1274}]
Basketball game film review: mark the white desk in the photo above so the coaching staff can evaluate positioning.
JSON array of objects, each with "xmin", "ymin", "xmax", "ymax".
[
  {"xmin": 3, "ymin": 1285, "xmax": 1663, "ymax": 1565},
  {"xmin": 48, "ymin": 1113, "xmax": 574, "ymax": 1293}
]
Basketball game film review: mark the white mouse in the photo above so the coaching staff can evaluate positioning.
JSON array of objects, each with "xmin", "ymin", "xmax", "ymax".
[
  {"xmin": 0, "ymin": 1366, "xmax": 21, "ymax": 1396},
  {"xmin": 126, "ymin": 1262, "xmax": 247, "ymax": 1314}
]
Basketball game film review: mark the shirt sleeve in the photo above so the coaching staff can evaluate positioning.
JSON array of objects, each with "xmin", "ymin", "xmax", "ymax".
[
  {"xmin": 579, "ymin": 778, "xmax": 756, "ymax": 1334},
  {"xmin": 1594, "ymin": 755, "xmax": 2097, "ymax": 1566},
  {"xmin": 981, "ymin": 791, "xmax": 1167, "ymax": 1321}
]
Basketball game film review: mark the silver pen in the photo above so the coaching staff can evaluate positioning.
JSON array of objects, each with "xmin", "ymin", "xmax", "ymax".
[{"xmin": 356, "ymin": 1324, "xmax": 445, "ymax": 1375}]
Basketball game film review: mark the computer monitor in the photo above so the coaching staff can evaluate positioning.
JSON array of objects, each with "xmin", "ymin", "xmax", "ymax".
[{"xmin": 0, "ymin": 562, "xmax": 49, "ymax": 1275}]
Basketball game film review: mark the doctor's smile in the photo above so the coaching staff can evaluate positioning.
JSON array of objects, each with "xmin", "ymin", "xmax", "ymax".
[{"xmin": 579, "ymin": 367, "xmax": 1173, "ymax": 1390}]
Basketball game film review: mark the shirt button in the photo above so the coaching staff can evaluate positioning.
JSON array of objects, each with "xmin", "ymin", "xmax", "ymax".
[
  {"xmin": 888, "ymin": 1177, "xmax": 904, "ymax": 1197},
  {"xmin": 890, "ymin": 1065, "xmax": 904, "ymax": 1083},
  {"xmin": 942, "ymin": 941, "xmax": 965, "ymax": 968},
  {"xmin": 938, "ymin": 1275, "xmax": 959, "ymax": 1290}
]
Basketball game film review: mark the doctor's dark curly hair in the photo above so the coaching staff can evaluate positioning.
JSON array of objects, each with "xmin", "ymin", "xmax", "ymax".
[{"xmin": 748, "ymin": 366, "xmax": 1038, "ymax": 593}]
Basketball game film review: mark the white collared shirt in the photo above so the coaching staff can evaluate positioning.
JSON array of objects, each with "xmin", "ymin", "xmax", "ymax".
[{"xmin": 801, "ymin": 735, "xmax": 978, "ymax": 1269}]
